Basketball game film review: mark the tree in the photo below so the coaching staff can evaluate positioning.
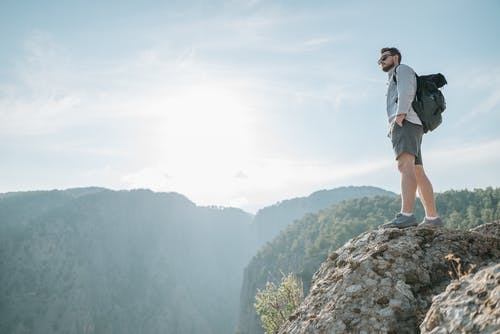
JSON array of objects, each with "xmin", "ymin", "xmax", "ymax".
[{"xmin": 254, "ymin": 273, "xmax": 304, "ymax": 334}]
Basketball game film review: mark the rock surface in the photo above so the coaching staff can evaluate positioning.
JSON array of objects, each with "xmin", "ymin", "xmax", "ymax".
[
  {"xmin": 278, "ymin": 222, "xmax": 500, "ymax": 334},
  {"xmin": 420, "ymin": 262, "xmax": 499, "ymax": 334}
]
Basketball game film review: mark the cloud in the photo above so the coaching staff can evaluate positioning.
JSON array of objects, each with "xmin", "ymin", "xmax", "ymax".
[
  {"xmin": 228, "ymin": 196, "xmax": 250, "ymax": 208},
  {"xmin": 0, "ymin": 24, "xmax": 385, "ymax": 211},
  {"xmin": 3, "ymin": 5, "xmax": 499, "ymax": 212},
  {"xmin": 471, "ymin": 89, "xmax": 500, "ymax": 116},
  {"xmin": 451, "ymin": 65, "xmax": 500, "ymax": 125},
  {"xmin": 0, "ymin": 31, "xmax": 82, "ymax": 135},
  {"xmin": 235, "ymin": 170, "xmax": 249, "ymax": 179},
  {"xmin": 121, "ymin": 165, "xmax": 172, "ymax": 190},
  {"xmin": 427, "ymin": 138, "xmax": 500, "ymax": 165},
  {"xmin": 117, "ymin": 156, "xmax": 393, "ymax": 211},
  {"xmin": 422, "ymin": 138, "xmax": 500, "ymax": 193},
  {"xmin": 0, "ymin": 28, "xmax": 253, "ymax": 135}
]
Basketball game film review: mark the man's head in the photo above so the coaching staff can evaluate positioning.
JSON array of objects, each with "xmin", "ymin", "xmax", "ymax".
[{"xmin": 379, "ymin": 47, "xmax": 401, "ymax": 72}]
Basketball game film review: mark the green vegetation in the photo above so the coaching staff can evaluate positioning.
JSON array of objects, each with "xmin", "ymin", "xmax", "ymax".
[
  {"xmin": 239, "ymin": 187, "xmax": 500, "ymax": 334},
  {"xmin": 1, "ymin": 186, "xmax": 393, "ymax": 334},
  {"xmin": 0, "ymin": 188, "xmax": 254, "ymax": 334},
  {"xmin": 255, "ymin": 273, "xmax": 304, "ymax": 334},
  {"xmin": 252, "ymin": 186, "xmax": 395, "ymax": 248},
  {"xmin": 2, "ymin": 186, "xmax": 498, "ymax": 334}
]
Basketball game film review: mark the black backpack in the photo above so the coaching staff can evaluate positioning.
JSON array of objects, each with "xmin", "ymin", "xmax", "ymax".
[
  {"xmin": 412, "ymin": 73, "xmax": 447, "ymax": 133},
  {"xmin": 394, "ymin": 67, "xmax": 447, "ymax": 133}
]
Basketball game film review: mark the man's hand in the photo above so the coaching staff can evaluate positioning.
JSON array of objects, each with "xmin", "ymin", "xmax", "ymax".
[{"xmin": 395, "ymin": 114, "xmax": 406, "ymax": 127}]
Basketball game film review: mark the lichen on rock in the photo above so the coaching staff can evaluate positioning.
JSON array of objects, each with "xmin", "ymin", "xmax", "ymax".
[{"xmin": 278, "ymin": 222, "xmax": 500, "ymax": 334}]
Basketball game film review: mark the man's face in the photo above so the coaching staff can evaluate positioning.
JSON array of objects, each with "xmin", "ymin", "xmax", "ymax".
[{"xmin": 378, "ymin": 52, "xmax": 396, "ymax": 72}]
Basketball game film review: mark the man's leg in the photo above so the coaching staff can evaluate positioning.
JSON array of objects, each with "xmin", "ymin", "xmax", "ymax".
[
  {"xmin": 415, "ymin": 165, "xmax": 438, "ymax": 217},
  {"xmin": 380, "ymin": 121, "xmax": 423, "ymax": 229},
  {"xmin": 397, "ymin": 153, "xmax": 418, "ymax": 214},
  {"xmin": 379, "ymin": 152, "xmax": 419, "ymax": 228}
]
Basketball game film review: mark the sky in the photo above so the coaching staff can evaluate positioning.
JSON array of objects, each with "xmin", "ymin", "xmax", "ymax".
[{"xmin": 1, "ymin": 0, "xmax": 499, "ymax": 213}]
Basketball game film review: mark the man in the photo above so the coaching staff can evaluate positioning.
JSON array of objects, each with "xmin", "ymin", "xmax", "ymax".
[{"xmin": 378, "ymin": 47, "xmax": 443, "ymax": 228}]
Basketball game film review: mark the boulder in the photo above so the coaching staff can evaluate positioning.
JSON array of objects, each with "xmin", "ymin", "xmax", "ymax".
[
  {"xmin": 420, "ymin": 262, "xmax": 499, "ymax": 334},
  {"xmin": 278, "ymin": 222, "xmax": 500, "ymax": 334}
]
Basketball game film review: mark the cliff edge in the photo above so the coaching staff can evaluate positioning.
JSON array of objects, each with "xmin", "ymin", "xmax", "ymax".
[{"xmin": 278, "ymin": 222, "xmax": 500, "ymax": 334}]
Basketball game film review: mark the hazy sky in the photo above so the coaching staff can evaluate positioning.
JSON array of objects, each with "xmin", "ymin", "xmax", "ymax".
[{"xmin": 1, "ymin": 0, "xmax": 499, "ymax": 212}]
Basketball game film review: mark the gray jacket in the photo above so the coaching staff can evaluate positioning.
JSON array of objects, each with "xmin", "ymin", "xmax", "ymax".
[{"xmin": 386, "ymin": 64, "xmax": 422, "ymax": 126}]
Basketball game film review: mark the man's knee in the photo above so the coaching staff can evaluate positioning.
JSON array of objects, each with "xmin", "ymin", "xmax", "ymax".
[{"xmin": 397, "ymin": 153, "xmax": 416, "ymax": 173}]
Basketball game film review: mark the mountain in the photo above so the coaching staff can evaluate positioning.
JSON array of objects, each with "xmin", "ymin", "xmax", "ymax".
[
  {"xmin": 237, "ymin": 187, "xmax": 500, "ymax": 334},
  {"xmin": 252, "ymin": 186, "xmax": 396, "ymax": 248},
  {"xmin": 4, "ymin": 186, "xmax": 494, "ymax": 333},
  {"xmin": 0, "ymin": 185, "xmax": 394, "ymax": 334},
  {"xmin": 0, "ymin": 188, "xmax": 254, "ymax": 334}
]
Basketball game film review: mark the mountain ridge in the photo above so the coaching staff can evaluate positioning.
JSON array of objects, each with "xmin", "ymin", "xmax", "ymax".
[
  {"xmin": 1, "ymin": 185, "xmax": 390, "ymax": 334},
  {"xmin": 237, "ymin": 187, "xmax": 500, "ymax": 334},
  {"xmin": 2, "ymin": 186, "xmax": 498, "ymax": 334}
]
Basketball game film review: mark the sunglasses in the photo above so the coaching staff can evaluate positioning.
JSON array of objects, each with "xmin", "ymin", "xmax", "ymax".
[{"xmin": 378, "ymin": 54, "xmax": 393, "ymax": 65}]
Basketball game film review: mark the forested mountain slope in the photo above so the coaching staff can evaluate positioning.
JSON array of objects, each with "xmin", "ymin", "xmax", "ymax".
[
  {"xmin": 238, "ymin": 187, "xmax": 500, "ymax": 334},
  {"xmin": 0, "ymin": 185, "xmax": 389, "ymax": 334},
  {"xmin": 252, "ymin": 186, "xmax": 395, "ymax": 248},
  {"xmin": 0, "ymin": 188, "xmax": 253, "ymax": 334}
]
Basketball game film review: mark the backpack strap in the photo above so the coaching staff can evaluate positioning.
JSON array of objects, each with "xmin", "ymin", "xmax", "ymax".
[{"xmin": 392, "ymin": 65, "xmax": 400, "ymax": 84}]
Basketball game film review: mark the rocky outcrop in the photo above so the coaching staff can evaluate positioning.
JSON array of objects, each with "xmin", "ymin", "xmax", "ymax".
[
  {"xmin": 420, "ymin": 262, "xmax": 499, "ymax": 334},
  {"xmin": 470, "ymin": 221, "xmax": 500, "ymax": 238},
  {"xmin": 278, "ymin": 222, "xmax": 500, "ymax": 334}
]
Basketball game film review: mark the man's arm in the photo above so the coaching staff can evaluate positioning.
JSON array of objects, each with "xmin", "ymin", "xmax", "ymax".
[{"xmin": 395, "ymin": 65, "xmax": 417, "ymax": 126}]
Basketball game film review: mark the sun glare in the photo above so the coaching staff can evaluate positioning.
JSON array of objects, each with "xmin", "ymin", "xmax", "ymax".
[
  {"xmin": 163, "ymin": 83, "xmax": 254, "ymax": 158},
  {"xmin": 131, "ymin": 81, "xmax": 259, "ymax": 204}
]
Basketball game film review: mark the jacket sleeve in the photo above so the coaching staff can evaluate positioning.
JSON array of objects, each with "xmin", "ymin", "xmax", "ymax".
[{"xmin": 395, "ymin": 65, "xmax": 417, "ymax": 116}]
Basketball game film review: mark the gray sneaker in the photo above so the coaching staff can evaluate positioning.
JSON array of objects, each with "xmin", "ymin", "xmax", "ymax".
[
  {"xmin": 418, "ymin": 217, "xmax": 444, "ymax": 228},
  {"xmin": 379, "ymin": 213, "xmax": 418, "ymax": 229}
]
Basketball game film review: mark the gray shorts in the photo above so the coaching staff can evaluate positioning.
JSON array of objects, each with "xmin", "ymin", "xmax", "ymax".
[{"xmin": 390, "ymin": 120, "xmax": 424, "ymax": 165}]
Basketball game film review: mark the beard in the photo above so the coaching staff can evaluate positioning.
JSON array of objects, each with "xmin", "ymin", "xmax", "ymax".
[{"xmin": 381, "ymin": 62, "xmax": 394, "ymax": 72}]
